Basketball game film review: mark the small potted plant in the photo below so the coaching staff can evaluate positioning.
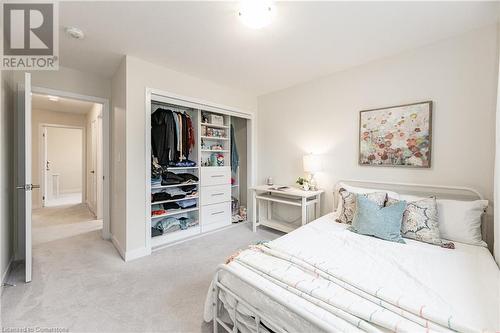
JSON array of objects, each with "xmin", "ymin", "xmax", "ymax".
[{"xmin": 296, "ymin": 177, "xmax": 310, "ymax": 191}]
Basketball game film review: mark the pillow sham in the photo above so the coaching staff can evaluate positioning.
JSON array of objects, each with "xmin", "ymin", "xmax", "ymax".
[
  {"xmin": 387, "ymin": 197, "xmax": 443, "ymax": 246},
  {"xmin": 338, "ymin": 182, "xmax": 400, "ymax": 199},
  {"xmin": 436, "ymin": 199, "xmax": 488, "ymax": 247},
  {"xmin": 349, "ymin": 195, "xmax": 406, "ymax": 243},
  {"xmin": 336, "ymin": 188, "xmax": 387, "ymax": 224}
]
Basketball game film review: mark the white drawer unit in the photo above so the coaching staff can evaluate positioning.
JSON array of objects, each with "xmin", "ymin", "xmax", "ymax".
[
  {"xmin": 201, "ymin": 201, "xmax": 231, "ymax": 232},
  {"xmin": 201, "ymin": 184, "xmax": 231, "ymax": 206},
  {"xmin": 201, "ymin": 166, "xmax": 230, "ymax": 187}
]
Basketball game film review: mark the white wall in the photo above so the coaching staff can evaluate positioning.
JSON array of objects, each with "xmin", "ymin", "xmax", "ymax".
[
  {"xmin": 1, "ymin": 70, "xmax": 15, "ymax": 281},
  {"xmin": 31, "ymin": 109, "xmax": 86, "ymax": 208},
  {"xmin": 14, "ymin": 66, "xmax": 111, "ymax": 100},
  {"xmin": 258, "ymin": 26, "xmax": 498, "ymax": 248},
  {"xmin": 123, "ymin": 55, "xmax": 257, "ymax": 255},
  {"xmin": 46, "ymin": 127, "xmax": 83, "ymax": 195}
]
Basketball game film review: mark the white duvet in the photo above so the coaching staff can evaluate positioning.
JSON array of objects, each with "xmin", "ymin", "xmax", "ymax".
[{"xmin": 204, "ymin": 213, "xmax": 499, "ymax": 332}]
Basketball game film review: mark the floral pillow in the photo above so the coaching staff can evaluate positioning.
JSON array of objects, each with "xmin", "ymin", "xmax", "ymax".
[
  {"xmin": 387, "ymin": 197, "xmax": 454, "ymax": 248},
  {"xmin": 336, "ymin": 188, "xmax": 387, "ymax": 224}
]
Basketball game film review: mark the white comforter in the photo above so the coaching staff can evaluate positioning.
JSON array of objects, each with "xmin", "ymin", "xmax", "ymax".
[{"xmin": 204, "ymin": 214, "xmax": 499, "ymax": 332}]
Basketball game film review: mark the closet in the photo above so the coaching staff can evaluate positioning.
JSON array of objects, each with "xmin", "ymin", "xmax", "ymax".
[{"xmin": 147, "ymin": 92, "xmax": 250, "ymax": 251}]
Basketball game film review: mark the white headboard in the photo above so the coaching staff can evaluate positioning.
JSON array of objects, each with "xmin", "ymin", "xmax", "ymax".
[{"xmin": 333, "ymin": 180, "xmax": 490, "ymax": 244}]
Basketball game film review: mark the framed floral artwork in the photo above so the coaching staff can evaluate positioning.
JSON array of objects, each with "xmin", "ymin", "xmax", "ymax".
[{"xmin": 359, "ymin": 101, "xmax": 432, "ymax": 168}]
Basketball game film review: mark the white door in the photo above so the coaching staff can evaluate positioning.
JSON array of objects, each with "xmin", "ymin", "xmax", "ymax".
[
  {"xmin": 16, "ymin": 73, "xmax": 35, "ymax": 283},
  {"xmin": 89, "ymin": 119, "xmax": 97, "ymax": 214}
]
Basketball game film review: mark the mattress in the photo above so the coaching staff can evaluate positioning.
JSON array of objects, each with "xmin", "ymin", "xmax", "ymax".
[{"xmin": 204, "ymin": 213, "xmax": 499, "ymax": 332}]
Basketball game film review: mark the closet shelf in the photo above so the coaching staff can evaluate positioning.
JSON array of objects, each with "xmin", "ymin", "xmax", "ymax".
[
  {"xmin": 201, "ymin": 122, "xmax": 229, "ymax": 129},
  {"xmin": 201, "ymin": 149, "xmax": 229, "ymax": 153},
  {"xmin": 151, "ymin": 207, "xmax": 199, "ymax": 219},
  {"xmin": 201, "ymin": 136, "xmax": 229, "ymax": 141},
  {"xmin": 166, "ymin": 166, "xmax": 199, "ymax": 170},
  {"xmin": 152, "ymin": 182, "xmax": 199, "ymax": 190},
  {"xmin": 151, "ymin": 195, "xmax": 199, "ymax": 205},
  {"xmin": 151, "ymin": 224, "xmax": 201, "ymax": 248}
]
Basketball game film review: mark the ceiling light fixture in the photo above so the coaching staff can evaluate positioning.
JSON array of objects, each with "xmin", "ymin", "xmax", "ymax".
[
  {"xmin": 238, "ymin": 0, "xmax": 275, "ymax": 29},
  {"xmin": 47, "ymin": 95, "xmax": 59, "ymax": 102},
  {"xmin": 65, "ymin": 26, "xmax": 85, "ymax": 40}
]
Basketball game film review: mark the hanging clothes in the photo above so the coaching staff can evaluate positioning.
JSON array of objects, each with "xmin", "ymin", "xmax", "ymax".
[
  {"xmin": 152, "ymin": 108, "xmax": 177, "ymax": 166},
  {"xmin": 230, "ymin": 124, "xmax": 239, "ymax": 172},
  {"xmin": 151, "ymin": 107, "xmax": 196, "ymax": 167}
]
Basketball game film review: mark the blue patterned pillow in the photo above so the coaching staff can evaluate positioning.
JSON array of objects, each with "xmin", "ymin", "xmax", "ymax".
[{"xmin": 349, "ymin": 195, "xmax": 407, "ymax": 243}]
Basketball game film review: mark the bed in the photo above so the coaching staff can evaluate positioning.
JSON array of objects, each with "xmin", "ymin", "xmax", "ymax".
[{"xmin": 203, "ymin": 181, "xmax": 499, "ymax": 333}]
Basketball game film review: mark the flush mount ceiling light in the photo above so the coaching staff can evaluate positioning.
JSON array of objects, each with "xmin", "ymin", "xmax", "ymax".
[
  {"xmin": 238, "ymin": 0, "xmax": 275, "ymax": 29},
  {"xmin": 47, "ymin": 95, "xmax": 59, "ymax": 102},
  {"xmin": 65, "ymin": 26, "xmax": 85, "ymax": 40}
]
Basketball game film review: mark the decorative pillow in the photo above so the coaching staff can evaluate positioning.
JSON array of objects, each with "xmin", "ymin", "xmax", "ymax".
[
  {"xmin": 349, "ymin": 195, "xmax": 406, "ymax": 243},
  {"xmin": 336, "ymin": 188, "xmax": 387, "ymax": 224},
  {"xmin": 387, "ymin": 197, "xmax": 452, "ymax": 247},
  {"xmin": 437, "ymin": 199, "xmax": 488, "ymax": 247}
]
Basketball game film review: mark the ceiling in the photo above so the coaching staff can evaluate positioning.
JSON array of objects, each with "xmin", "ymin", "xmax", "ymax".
[
  {"xmin": 32, "ymin": 94, "xmax": 96, "ymax": 114},
  {"xmin": 59, "ymin": 1, "xmax": 499, "ymax": 95}
]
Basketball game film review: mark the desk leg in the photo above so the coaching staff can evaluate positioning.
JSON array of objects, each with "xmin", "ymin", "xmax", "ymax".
[
  {"xmin": 301, "ymin": 197, "xmax": 307, "ymax": 226},
  {"xmin": 316, "ymin": 194, "xmax": 321, "ymax": 219},
  {"xmin": 252, "ymin": 191, "xmax": 257, "ymax": 232}
]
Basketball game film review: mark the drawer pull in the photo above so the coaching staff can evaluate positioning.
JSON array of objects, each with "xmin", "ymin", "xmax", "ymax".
[
  {"xmin": 212, "ymin": 193, "xmax": 224, "ymax": 196},
  {"xmin": 211, "ymin": 175, "xmax": 224, "ymax": 178},
  {"xmin": 211, "ymin": 211, "xmax": 225, "ymax": 216}
]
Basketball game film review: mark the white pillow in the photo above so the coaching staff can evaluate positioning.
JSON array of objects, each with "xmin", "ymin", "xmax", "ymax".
[
  {"xmin": 436, "ymin": 199, "xmax": 488, "ymax": 247},
  {"xmin": 338, "ymin": 182, "xmax": 400, "ymax": 199}
]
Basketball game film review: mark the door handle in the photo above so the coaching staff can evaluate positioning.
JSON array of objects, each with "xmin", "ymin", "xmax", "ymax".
[
  {"xmin": 16, "ymin": 184, "xmax": 40, "ymax": 191},
  {"xmin": 90, "ymin": 170, "xmax": 95, "ymax": 174}
]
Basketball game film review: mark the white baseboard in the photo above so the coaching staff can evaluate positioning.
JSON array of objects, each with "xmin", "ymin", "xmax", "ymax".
[
  {"xmin": 124, "ymin": 246, "xmax": 151, "ymax": 261},
  {"xmin": 111, "ymin": 235, "xmax": 150, "ymax": 262},
  {"xmin": 1, "ymin": 257, "xmax": 13, "ymax": 284},
  {"xmin": 111, "ymin": 235, "xmax": 125, "ymax": 260}
]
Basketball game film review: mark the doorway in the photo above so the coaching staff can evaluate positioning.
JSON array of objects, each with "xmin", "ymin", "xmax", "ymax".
[
  {"xmin": 41, "ymin": 125, "xmax": 84, "ymax": 207},
  {"xmin": 15, "ymin": 74, "xmax": 110, "ymax": 283}
]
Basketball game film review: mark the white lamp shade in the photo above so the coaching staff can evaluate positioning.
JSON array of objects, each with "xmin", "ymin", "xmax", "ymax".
[{"xmin": 303, "ymin": 154, "xmax": 322, "ymax": 173}]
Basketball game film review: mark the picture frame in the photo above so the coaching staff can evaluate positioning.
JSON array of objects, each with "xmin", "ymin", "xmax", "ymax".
[{"xmin": 358, "ymin": 101, "xmax": 433, "ymax": 168}]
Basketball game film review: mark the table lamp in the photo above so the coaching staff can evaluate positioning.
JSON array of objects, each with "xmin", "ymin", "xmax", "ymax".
[{"xmin": 303, "ymin": 154, "xmax": 322, "ymax": 190}]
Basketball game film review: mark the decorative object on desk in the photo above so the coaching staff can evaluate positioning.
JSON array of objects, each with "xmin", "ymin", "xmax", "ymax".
[
  {"xmin": 266, "ymin": 177, "xmax": 273, "ymax": 185},
  {"xmin": 210, "ymin": 153, "xmax": 225, "ymax": 166},
  {"xmin": 296, "ymin": 177, "xmax": 310, "ymax": 190},
  {"xmin": 303, "ymin": 153, "xmax": 322, "ymax": 190},
  {"xmin": 359, "ymin": 101, "xmax": 432, "ymax": 168}
]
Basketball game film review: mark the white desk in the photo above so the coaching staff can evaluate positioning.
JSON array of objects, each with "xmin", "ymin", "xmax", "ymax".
[{"xmin": 250, "ymin": 185, "xmax": 324, "ymax": 233}]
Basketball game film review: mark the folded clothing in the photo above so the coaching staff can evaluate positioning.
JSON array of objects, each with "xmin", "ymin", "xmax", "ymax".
[
  {"xmin": 180, "ymin": 185, "xmax": 197, "ymax": 194},
  {"xmin": 163, "ymin": 202, "xmax": 180, "ymax": 210},
  {"xmin": 168, "ymin": 159, "xmax": 197, "ymax": 168},
  {"xmin": 162, "ymin": 171, "xmax": 184, "ymax": 185},
  {"xmin": 178, "ymin": 173, "xmax": 199, "ymax": 182},
  {"xmin": 152, "ymin": 209, "xmax": 166, "ymax": 216},
  {"xmin": 177, "ymin": 199, "xmax": 197, "ymax": 209},
  {"xmin": 154, "ymin": 217, "xmax": 198, "ymax": 234}
]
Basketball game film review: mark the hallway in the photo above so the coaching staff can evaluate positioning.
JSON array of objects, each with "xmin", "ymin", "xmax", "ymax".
[{"xmin": 33, "ymin": 204, "xmax": 102, "ymax": 246}]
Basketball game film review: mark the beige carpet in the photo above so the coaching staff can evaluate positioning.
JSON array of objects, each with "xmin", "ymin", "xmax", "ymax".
[{"xmin": 1, "ymin": 205, "xmax": 282, "ymax": 332}]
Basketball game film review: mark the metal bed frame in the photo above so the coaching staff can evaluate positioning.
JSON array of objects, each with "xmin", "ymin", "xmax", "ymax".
[{"xmin": 211, "ymin": 180, "xmax": 487, "ymax": 333}]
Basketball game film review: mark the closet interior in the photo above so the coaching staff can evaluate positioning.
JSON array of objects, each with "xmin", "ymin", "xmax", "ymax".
[{"xmin": 148, "ymin": 94, "xmax": 249, "ymax": 250}]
